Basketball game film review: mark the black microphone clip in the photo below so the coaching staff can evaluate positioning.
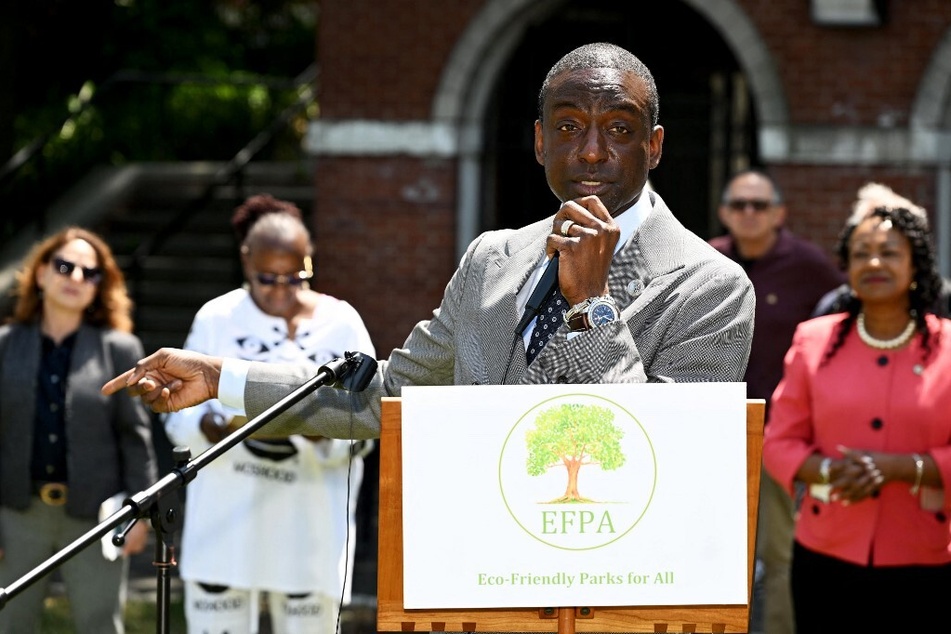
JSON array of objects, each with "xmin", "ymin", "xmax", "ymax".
[{"xmin": 319, "ymin": 351, "xmax": 377, "ymax": 392}]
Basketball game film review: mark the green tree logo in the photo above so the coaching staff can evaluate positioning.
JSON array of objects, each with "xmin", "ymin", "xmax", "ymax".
[
  {"xmin": 499, "ymin": 394, "xmax": 656, "ymax": 550},
  {"xmin": 526, "ymin": 403, "xmax": 626, "ymax": 503}
]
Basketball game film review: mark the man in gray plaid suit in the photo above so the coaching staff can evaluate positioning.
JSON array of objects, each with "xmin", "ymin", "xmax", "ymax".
[{"xmin": 103, "ymin": 43, "xmax": 755, "ymax": 441}]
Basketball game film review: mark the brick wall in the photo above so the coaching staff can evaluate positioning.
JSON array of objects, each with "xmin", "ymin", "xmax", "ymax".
[
  {"xmin": 734, "ymin": 0, "xmax": 951, "ymax": 256},
  {"xmin": 313, "ymin": 156, "xmax": 457, "ymax": 355},
  {"xmin": 741, "ymin": 0, "xmax": 950, "ymax": 126},
  {"xmin": 771, "ymin": 166, "xmax": 937, "ymax": 258},
  {"xmin": 316, "ymin": 0, "xmax": 483, "ymax": 120},
  {"xmin": 311, "ymin": 0, "xmax": 951, "ymax": 354}
]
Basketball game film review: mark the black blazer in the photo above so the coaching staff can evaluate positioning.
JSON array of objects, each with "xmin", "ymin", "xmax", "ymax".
[{"xmin": 0, "ymin": 322, "xmax": 157, "ymax": 520}]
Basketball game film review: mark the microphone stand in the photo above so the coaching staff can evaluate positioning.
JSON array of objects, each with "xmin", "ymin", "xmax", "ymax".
[{"xmin": 0, "ymin": 351, "xmax": 378, "ymax": 634}]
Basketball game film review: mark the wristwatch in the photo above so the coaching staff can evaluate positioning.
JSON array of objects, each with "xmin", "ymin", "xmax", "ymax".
[{"xmin": 564, "ymin": 295, "xmax": 620, "ymax": 332}]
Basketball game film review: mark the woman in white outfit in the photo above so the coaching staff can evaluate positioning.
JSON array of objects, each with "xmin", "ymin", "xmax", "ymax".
[{"xmin": 164, "ymin": 196, "xmax": 375, "ymax": 634}]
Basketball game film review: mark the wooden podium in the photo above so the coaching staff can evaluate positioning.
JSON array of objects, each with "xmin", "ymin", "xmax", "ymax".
[{"xmin": 377, "ymin": 397, "xmax": 765, "ymax": 634}]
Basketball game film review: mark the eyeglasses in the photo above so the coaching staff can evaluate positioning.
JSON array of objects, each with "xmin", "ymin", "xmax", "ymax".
[
  {"xmin": 725, "ymin": 198, "xmax": 773, "ymax": 212},
  {"xmin": 51, "ymin": 257, "xmax": 103, "ymax": 284},
  {"xmin": 254, "ymin": 269, "xmax": 314, "ymax": 287}
]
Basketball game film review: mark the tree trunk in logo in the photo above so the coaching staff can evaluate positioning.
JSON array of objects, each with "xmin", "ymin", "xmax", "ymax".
[
  {"xmin": 526, "ymin": 403, "xmax": 626, "ymax": 503},
  {"xmin": 558, "ymin": 457, "xmax": 584, "ymax": 502}
]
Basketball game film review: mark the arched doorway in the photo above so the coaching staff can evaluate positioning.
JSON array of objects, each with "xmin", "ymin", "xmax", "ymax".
[{"xmin": 481, "ymin": 0, "xmax": 757, "ymax": 239}]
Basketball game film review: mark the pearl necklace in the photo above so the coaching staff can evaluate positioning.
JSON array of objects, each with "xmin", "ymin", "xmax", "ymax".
[{"xmin": 856, "ymin": 313, "xmax": 916, "ymax": 350}]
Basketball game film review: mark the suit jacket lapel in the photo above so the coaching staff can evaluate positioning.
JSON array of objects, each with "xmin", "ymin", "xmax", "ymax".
[
  {"xmin": 480, "ymin": 219, "xmax": 550, "ymax": 383},
  {"xmin": 610, "ymin": 196, "xmax": 687, "ymax": 313},
  {"xmin": 475, "ymin": 199, "xmax": 688, "ymax": 381},
  {"xmin": 4, "ymin": 325, "xmax": 40, "ymax": 421}
]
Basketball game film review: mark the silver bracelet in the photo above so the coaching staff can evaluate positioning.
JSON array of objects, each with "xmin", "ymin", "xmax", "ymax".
[
  {"xmin": 818, "ymin": 457, "xmax": 832, "ymax": 484},
  {"xmin": 910, "ymin": 453, "xmax": 924, "ymax": 496}
]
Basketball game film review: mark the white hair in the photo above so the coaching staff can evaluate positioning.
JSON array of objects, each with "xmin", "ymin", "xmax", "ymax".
[{"xmin": 847, "ymin": 182, "xmax": 927, "ymax": 227}]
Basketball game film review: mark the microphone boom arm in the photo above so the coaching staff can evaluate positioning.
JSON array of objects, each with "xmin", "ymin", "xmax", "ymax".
[{"xmin": 0, "ymin": 350, "xmax": 378, "ymax": 633}]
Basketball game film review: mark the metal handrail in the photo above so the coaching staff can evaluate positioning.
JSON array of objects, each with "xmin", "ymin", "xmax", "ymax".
[
  {"xmin": 129, "ymin": 62, "xmax": 317, "ymax": 264},
  {"xmin": 122, "ymin": 63, "xmax": 318, "ymax": 317},
  {"xmin": 0, "ymin": 63, "xmax": 318, "ymax": 242}
]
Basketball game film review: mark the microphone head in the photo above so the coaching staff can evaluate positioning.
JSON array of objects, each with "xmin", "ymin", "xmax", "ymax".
[{"xmin": 340, "ymin": 352, "xmax": 378, "ymax": 392}]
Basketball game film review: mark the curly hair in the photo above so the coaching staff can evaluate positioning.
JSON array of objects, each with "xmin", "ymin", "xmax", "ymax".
[
  {"xmin": 230, "ymin": 194, "xmax": 303, "ymax": 243},
  {"xmin": 822, "ymin": 206, "xmax": 942, "ymax": 364},
  {"xmin": 8, "ymin": 227, "xmax": 134, "ymax": 332}
]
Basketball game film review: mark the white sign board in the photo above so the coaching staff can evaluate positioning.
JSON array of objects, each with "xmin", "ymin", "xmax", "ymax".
[{"xmin": 401, "ymin": 383, "xmax": 748, "ymax": 609}]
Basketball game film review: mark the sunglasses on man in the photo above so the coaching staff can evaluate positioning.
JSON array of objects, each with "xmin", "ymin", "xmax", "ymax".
[{"xmin": 725, "ymin": 198, "xmax": 774, "ymax": 212}]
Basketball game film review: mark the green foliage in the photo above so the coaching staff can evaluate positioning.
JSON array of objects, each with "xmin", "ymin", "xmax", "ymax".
[
  {"xmin": 1, "ymin": 1, "xmax": 317, "ymax": 235},
  {"xmin": 40, "ymin": 594, "xmax": 186, "ymax": 634},
  {"xmin": 9, "ymin": 1, "xmax": 317, "ymax": 150},
  {"xmin": 525, "ymin": 403, "xmax": 626, "ymax": 476}
]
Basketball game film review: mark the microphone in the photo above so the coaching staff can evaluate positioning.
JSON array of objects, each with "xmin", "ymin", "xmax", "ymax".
[
  {"xmin": 514, "ymin": 253, "xmax": 559, "ymax": 335},
  {"xmin": 318, "ymin": 351, "xmax": 378, "ymax": 392}
]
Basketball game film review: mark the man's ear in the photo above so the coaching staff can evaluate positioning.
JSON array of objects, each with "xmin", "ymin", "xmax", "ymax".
[
  {"xmin": 534, "ymin": 120, "xmax": 545, "ymax": 166},
  {"xmin": 717, "ymin": 204, "xmax": 731, "ymax": 228},
  {"xmin": 775, "ymin": 204, "xmax": 788, "ymax": 227},
  {"xmin": 648, "ymin": 125, "xmax": 664, "ymax": 169}
]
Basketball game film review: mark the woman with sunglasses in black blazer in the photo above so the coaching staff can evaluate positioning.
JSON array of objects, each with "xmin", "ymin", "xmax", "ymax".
[{"xmin": 0, "ymin": 226, "xmax": 157, "ymax": 633}]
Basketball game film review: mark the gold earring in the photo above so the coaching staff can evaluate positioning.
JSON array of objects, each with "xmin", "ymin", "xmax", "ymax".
[{"xmin": 910, "ymin": 281, "xmax": 918, "ymax": 291}]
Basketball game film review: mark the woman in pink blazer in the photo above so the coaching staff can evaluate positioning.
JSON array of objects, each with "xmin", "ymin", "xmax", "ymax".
[{"xmin": 763, "ymin": 203, "xmax": 951, "ymax": 632}]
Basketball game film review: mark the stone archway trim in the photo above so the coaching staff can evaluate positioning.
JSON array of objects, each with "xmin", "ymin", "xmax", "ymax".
[{"xmin": 303, "ymin": 1, "xmax": 951, "ymax": 262}]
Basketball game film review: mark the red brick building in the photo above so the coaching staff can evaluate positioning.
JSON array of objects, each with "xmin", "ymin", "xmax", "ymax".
[{"xmin": 304, "ymin": 0, "xmax": 951, "ymax": 357}]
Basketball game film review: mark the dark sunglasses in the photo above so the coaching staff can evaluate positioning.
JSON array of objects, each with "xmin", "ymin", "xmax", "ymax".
[
  {"xmin": 254, "ymin": 269, "xmax": 314, "ymax": 287},
  {"xmin": 726, "ymin": 198, "xmax": 773, "ymax": 212},
  {"xmin": 51, "ymin": 257, "xmax": 103, "ymax": 284}
]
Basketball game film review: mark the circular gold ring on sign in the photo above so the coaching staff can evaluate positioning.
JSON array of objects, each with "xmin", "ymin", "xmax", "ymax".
[{"xmin": 560, "ymin": 219, "xmax": 575, "ymax": 237}]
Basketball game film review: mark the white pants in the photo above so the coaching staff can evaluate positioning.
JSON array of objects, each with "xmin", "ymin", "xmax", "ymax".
[{"xmin": 184, "ymin": 580, "xmax": 339, "ymax": 634}]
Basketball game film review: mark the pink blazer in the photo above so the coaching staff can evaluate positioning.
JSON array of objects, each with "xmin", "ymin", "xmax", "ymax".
[{"xmin": 764, "ymin": 313, "xmax": 951, "ymax": 566}]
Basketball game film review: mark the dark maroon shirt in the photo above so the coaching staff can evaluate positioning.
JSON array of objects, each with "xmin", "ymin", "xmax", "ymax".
[{"xmin": 709, "ymin": 228, "xmax": 846, "ymax": 420}]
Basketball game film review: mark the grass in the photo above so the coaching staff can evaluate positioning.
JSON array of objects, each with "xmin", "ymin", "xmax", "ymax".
[
  {"xmin": 40, "ymin": 588, "xmax": 379, "ymax": 634},
  {"xmin": 40, "ymin": 594, "xmax": 186, "ymax": 633}
]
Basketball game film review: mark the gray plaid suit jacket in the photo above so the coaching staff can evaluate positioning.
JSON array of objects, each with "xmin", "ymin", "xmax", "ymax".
[{"xmin": 246, "ymin": 192, "xmax": 754, "ymax": 439}]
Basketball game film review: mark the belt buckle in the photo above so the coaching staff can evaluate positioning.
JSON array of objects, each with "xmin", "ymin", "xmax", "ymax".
[{"xmin": 39, "ymin": 482, "xmax": 67, "ymax": 506}]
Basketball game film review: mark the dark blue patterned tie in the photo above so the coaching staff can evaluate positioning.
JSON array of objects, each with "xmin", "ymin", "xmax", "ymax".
[{"xmin": 525, "ymin": 286, "xmax": 568, "ymax": 364}]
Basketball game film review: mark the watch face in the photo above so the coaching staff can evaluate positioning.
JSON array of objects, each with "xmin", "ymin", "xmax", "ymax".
[{"xmin": 590, "ymin": 302, "xmax": 618, "ymax": 326}]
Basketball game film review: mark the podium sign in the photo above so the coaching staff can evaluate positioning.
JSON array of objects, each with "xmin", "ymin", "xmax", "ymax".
[{"xmin": 401, "ymin": 383, "xmax": 748, "ymax": 610}]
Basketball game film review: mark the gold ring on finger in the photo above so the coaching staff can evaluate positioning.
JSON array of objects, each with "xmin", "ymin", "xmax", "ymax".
[{"xmin": 560, "ymin": 219, "xmax": 575, "ymax": 237}]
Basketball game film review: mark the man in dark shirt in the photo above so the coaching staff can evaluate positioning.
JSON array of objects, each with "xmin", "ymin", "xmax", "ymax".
[{"xmin": 710, "ymin": 169, "xmax": 845, "ymax": 634}]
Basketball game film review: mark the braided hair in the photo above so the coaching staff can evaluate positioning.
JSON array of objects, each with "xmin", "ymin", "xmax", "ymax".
[{"xmin": 822, "ymin": 206, "xmax": 942, "ymax": 364}]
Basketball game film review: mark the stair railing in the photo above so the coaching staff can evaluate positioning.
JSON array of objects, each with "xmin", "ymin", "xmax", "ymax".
[
  {"xmin": 124, "ymin": 62, "xmax": 318, "ymax": 326},
  {"xmin": 0, "ymin": 63, "xmax": 318, "ymax": 248}
]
